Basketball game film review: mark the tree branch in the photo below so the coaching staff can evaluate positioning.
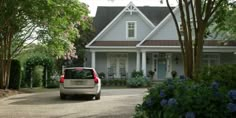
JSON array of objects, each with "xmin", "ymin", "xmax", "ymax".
[
  {"xmin": 166, "ymin": 0, "xmax": 185, "ymax": 55},
  {"xmin": 11, "ymin": 24, "xmax": 37, "ymax": 57},
  {"xmin": 209, "ymin": 0, "xmax": 224, "ymax": 17}
]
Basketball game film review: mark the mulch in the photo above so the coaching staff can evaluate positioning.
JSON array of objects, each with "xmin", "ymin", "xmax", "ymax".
[{"xmin": 0, "ymin": 89, "xmax": 22, "ymax": 99}]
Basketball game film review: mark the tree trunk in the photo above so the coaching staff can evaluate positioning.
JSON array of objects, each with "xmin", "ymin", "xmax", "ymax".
[{"xmin": 193, "ymin": 21, "xmax": 206, "ymax": 79}]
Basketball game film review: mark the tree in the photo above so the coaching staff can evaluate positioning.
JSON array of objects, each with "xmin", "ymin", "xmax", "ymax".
[
  {"xmin": 166, "ymin": 0, "xmax": 229, "ymax": 79},
  {"xmin": 0, "ymin": 0, "xmax": 89, "ymax": 89},
  {"xmin": 214, "ymin": 1, "xmax": 236, "ymax": 40},
  {"xmin": 74, "ymin": 17, "xmax": 96, "ymax": 66}
]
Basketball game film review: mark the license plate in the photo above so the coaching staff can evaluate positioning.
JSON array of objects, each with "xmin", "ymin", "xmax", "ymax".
[{"xmin": 71, "ymin": 81, "xmax": 84, "ymax": 85}]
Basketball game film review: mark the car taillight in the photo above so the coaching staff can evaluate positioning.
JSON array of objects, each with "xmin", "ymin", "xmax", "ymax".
[
  {"xmin": 93, "ymin": 70, "xmax": 99, "ymax": 84},
  {"xmin": 94, "ymin": 76, "xmax": 99, "ymax": 84},
  {"xmin": 59, "ymin": 75, "xmax": 64, "ymax": 83}
]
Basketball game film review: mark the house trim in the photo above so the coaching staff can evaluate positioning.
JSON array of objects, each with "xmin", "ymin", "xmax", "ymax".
[
  {"xmin": 88, "ymin": 46, "xmax": 136, "ymax": 49},
  {"xmin": 90, "ymin": 48, "xmax": 137, "ymax": 52},
  {"xmin": 86, "ymin": 2, "xmax": 155, "ymax": 48}
]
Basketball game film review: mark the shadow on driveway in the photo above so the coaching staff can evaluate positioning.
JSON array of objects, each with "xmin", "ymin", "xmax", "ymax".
[{"xmin": 8, "ymin": 92, "xmax": 95, "ymax": 105}]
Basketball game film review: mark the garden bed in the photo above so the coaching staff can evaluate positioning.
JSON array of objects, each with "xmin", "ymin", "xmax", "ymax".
[{"xmin": 0, "ymin": 89, "xmax": 21, "ymax": 99}]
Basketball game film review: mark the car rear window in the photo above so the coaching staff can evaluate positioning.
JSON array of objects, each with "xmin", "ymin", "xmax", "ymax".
[{"xmin": 64, "ymin": 69, "xmax": 94, "ymax": 79}]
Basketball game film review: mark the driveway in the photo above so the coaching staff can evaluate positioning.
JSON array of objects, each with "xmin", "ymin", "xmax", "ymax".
[{"xmin": 0, "ymin": 88, "xmax": 147, "ymax": 118}]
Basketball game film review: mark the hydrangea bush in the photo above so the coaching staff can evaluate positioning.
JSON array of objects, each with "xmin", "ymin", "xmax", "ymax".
[{"xmin": 134, "ymin": 78, "xmax": 236, "ymax": 118}]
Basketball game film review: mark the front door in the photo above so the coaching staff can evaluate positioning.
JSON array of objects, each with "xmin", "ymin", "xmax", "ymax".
[
  {"xmin": 108, "ymin": 53, "xmax": 128, "ymax": 78},
  {"xmin": 157, "ymin": 57, "xmax": 167, "ymax": 79}
]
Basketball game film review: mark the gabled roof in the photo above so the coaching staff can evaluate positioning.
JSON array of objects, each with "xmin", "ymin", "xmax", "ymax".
[
  {"xmin": 93, "ymin": 6, "xmax": 173, "ymax": 34},
  {"xmin": 86, "ymin": 2, "xmax": 158, "ymax": 48},
  {"xmin": 137, "ymin": 6, "xmax": 179, "ymax": 46}
]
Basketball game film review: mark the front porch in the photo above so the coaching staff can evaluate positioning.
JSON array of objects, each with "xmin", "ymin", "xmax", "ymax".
[
  {"xmin": 86, "ymin": 49, "xmax": 185, "ymax": 80},
  {"xmin": 85, "ymin": 48, "xmax": 236, "ymax": 80}
]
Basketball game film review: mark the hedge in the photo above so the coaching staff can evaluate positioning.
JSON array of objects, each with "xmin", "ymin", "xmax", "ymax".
[{"xmin": 9, "ymin": 59, "xmax": 22, "ymax": 90}]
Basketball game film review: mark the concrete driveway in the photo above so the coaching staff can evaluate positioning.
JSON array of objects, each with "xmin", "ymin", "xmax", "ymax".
[{"xmin": 0, "ymin": 88, "xmax": 147, "ymax": 118}]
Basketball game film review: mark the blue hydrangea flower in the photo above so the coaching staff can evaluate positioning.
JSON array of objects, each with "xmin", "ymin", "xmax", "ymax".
[
  {"xmin": 159, "ymin": 90, "xmax": 166, "ymax": 98},
  {"xmin": 227, "ymin": 103, "xmax": 236, "ymax": 112},
  {"xmin": 185, "ymin": 112, "xmax": 195, "ymax": 118},
  {"xmin": 211, "ymin": 81, "xmax": 219, "ymax": 90},
  {"xmin": 168, "ymin": 98, "xmax": 177, "ymax": 106},
  {"xmin": 160, "ymin": 99, "xmax": 167, "ymax": 106},
  {"xmin": 228, "ymin": 90, "xmax": 236, "ymax": 101}
]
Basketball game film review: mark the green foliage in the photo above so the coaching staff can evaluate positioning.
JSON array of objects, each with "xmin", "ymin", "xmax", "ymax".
[
  {"xmin": 74, "ymin": 17, "xmax": 95, "ymax": 66},
  {"xmin": 131, "ymin": 71, "xmax": 143, "ymax": 78},
  {"xmin": 32, "ymin": 66, "xmax": 43, "ymax": 87},
  {"xmin": 134, "ymin": 79, "xmax": 233, "ymax": 118},
  {"xmin": 214, "ymin": 2, "xmax": 236, "ymax": 40},
  {"xmin": 98, "ymin": 72, "xmax": 106, "ymax": 79},
  {"xmin": 9, "ymin": 60, "xmax": 22, "ymax": 90},
  {"xmin": 101, "ymin": 79, "xmax": 127, "ymax": 86},
  {"xmin": 46, "ymin": 78, "xmax": 59, "ymax": 88},
  {"xmin": 127, "ymin": 77, "xmax": 150, "ymax": 88},
  {"xmin": 25, "ymin": 56, "xmax": 53, "ymax": 87},
  {"xmin": 199, "ymin": 64, "xmax": 236, "ymax": 89},
  {"xmin": 148, "ymin": 70, "xmax": 154, "ymax": 78}
]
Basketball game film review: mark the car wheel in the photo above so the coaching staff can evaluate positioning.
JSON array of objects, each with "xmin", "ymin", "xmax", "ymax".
[
  {"xmin": 95, "ymin": 91, "xmax": 101, "ymax": 100},
  {"xmin": 60, "ymin": 93, "xmax": 66, "ymax": 100}
]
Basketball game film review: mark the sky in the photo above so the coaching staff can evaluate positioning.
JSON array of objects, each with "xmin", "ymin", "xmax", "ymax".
[{"xmin": 80, "ymin": 0, "xmax": 178, "ymax": 16}]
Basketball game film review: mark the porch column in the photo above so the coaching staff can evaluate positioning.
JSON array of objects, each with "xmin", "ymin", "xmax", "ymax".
[
  {"xmin": 142, "ymin": 51, "xmax": 147, "ymax": 76},
  {"xmin": 136, "ymin": 51, "xmax": 140, "ymax": 71},
  {"xmin": 91, "ymin": 51, "xmax": 96, "ymax": 69},
  {"xmin": 167, "ymin": 53, "xmax": 172, "ymax": 78}
]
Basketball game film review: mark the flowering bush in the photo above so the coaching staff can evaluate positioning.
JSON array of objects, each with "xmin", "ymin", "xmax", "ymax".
[{"xmin": 134, "ymin": 78, "xmax": 236, "ymax": 118}]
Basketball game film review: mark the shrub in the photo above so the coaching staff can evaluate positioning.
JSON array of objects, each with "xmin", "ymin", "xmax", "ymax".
[
  {"xmin": 101, "ymin": 79, "xmax": 127, "ymax": 86},
  {"xmin": 199, "ymin": 64, "xmax": 236, "ymax": 89},
  {"xmin": 32, "ymin": 66, "xmax": 43, "ymax": 87},
  {"xmin": 134, "ymin": 79, "xmax": 234, "ymax": 118},
  {"xmin": 131, "ymin": 71, "xmax": 143, "ymax": 78},
  {"xmin": 127, "ymin": 76, "xmax": 150, "ymax": 88},
  {"xmin": 98, "ymin": 72, "xmax": 106, "ymax": 79},
  {"xmin": 9, "ymin": 59, "xmax": 22, "ymax": 89},
  {"xmin": 148, "ymin": 70, "xmax": 154, "ymax": 78},
  {"xmin": 46, "ymin": 78, "xmax": 59, "ymax": 88}
]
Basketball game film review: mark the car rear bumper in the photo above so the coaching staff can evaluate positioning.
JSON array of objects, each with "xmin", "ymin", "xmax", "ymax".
[{"xmin": 60, "ymin": 84, "xmax": 99, "ymax": 95}]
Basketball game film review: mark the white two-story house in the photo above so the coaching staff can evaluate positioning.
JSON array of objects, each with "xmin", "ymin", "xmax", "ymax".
[{"xmin": 85, "ymin": 2, "xmax": 236, "ymax": 80}]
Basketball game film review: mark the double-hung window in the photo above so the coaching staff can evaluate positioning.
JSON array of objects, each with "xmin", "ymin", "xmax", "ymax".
[
  {"xmin": 202, "ymin": 54, "xmax": 220, "ymax": 67},
  {"xmin": 126, "ymin": 21, "xmax": 136, "ymax": 39}
]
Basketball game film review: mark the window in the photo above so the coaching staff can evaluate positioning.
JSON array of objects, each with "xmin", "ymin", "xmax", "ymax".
[
  {"xmin": 202, "ymin": 54, "xmax": 220, "ymax": 67},
  {"xmin": 65, "ymin": 69, "xmax": 94, "ymax": 79},
  {"xmin": 126, "ymin": 21, "xmax": 136, "ymax": 39}
]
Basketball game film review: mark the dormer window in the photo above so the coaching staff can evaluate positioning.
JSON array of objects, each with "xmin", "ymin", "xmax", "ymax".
[{"xmin": 126, "ymin": 21, "xmax": 136, "ymax": 39}]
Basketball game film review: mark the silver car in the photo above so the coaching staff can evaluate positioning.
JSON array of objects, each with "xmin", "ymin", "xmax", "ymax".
[{"xmin": 59, "ymin": 67, "xmax": 101, "ymax": 100}]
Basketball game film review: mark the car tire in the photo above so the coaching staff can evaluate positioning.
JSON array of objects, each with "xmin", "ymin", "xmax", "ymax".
[
  {"xmin": 95, "ymin": 91, "xmax": 101, "ymax": 100},
  {"xmin": 60, "ymin": 93, "xmax": 66, "ymax": 100}
]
